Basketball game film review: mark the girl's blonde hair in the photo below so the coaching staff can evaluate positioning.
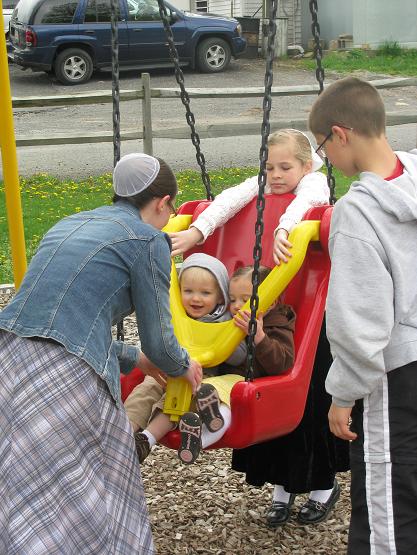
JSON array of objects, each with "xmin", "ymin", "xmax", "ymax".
[{"xmin": 267, "ymin": 129, "xmax": 312, "ymax": 166}]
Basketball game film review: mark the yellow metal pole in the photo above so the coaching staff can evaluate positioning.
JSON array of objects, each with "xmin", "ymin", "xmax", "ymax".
[{"xmin": 0, "ymin": 9, "xmax": 27, "ymax": 288}]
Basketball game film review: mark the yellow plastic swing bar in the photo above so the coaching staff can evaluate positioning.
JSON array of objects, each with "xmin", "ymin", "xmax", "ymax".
[{"xmin": 161, "ymin": 216, "xmax": 320, "ymax": 420}]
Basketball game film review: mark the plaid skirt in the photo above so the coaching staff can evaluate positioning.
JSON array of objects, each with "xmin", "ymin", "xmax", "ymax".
[{"xmin": 0, "ymin": 330, "xmax": 153, "ymax": 555}]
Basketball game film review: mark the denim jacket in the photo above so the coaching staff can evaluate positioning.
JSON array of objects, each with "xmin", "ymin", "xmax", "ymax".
[{"xmin": 0, "ymin": 201, "xmax": 190, "ymax": 405}]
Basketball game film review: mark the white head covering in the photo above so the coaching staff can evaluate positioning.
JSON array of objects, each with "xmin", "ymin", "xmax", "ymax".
[
  {"xmin": 113, "ymin": 153, "xmax": 160, "ymax": 197},
  {"xmin": 285, "ymin": 129, "xmax": 323, "ymax": 171}
]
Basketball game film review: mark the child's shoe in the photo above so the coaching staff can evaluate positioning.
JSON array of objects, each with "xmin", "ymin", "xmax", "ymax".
[
  {"xmin": 196, "ymin": 383, "xmax": 224, "ymax": 432},
  {"xmin": 178, "ymin": 412, "xmax": 202, "ymax": 464},
  {"xmin": 134, "ymin": 431, "xmax": 151, "ymax": 464}
]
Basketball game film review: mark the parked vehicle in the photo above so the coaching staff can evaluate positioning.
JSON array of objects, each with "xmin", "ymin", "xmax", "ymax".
[
  {"xmin": 8, "ymin": 0, "xmax": 246, "ymax": 85},
  {"xmin": 3, "ymin": 0, "xmax": 18, "ymax": 38}
]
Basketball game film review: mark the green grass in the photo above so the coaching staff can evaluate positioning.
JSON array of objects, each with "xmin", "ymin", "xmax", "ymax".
[
  {"xmin": 292, "ymin": 44, "xmax": 417, "ymax": 76},
  {"xmin": 0, "ymin": 167, "xmax": 352, "ymax": 283}
]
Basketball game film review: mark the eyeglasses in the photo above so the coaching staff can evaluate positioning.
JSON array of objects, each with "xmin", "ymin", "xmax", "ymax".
[
  {"xmin": 315, "ymin": 124, "xmax": 354, "ymax": 159},
  {"xmin": 168, "ymin": 199, "xmax": 178, "ymax": 217}
]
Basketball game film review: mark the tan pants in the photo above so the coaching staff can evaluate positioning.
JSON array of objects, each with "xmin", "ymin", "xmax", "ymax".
[{"xmin": 123, "ymin": 375, "xmax": 164, "ymax": 432}]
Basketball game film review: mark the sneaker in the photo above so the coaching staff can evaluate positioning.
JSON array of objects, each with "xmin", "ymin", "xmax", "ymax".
[
  {"xmin": 178, "ymin": 412, "xmax": 202, "ymax": 464},
  {"xmin": 196, "ymin": 383, "xmax": 224, "ymax": 432},
  {"xmin": 134, "ymin": 431, "xmax": 151, "ymax": 464},
  {"xmin": 297, "ymin": 480, "xmax": 341, "ymax": 525}
]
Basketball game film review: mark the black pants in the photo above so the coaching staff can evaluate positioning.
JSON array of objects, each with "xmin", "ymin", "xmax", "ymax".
[{"xmin": 348, "ymin": 361, "xmax": 417, "ymax": 555}]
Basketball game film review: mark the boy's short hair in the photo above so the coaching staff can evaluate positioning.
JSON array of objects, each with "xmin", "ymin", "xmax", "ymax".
[
  {"xmin": 231, "ymin": 265, "xmax": 271, "ymax": 284},
  {"xmin": 309, "ymin": 77, "xmax": 386, "ymax": 138}
]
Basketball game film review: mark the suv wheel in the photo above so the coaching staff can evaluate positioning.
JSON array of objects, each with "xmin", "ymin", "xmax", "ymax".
[
  {"xmin": 54, "ymin": 48, "xmax": 93, "ymax": 85},
  {"xmin": 197, "ymin": 38, "xmax": 231, "ymax": 73}
]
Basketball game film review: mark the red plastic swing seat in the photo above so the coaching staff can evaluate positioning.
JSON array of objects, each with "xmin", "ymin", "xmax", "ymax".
[{"xmin": 120, "ymin": 194, "xmax": 332, "ymax": 449}]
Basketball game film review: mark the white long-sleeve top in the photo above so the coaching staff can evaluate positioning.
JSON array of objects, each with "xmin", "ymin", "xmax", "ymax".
[{"xmin": 191, "ymin": 171, "xmax": 330, "ymax": 241}]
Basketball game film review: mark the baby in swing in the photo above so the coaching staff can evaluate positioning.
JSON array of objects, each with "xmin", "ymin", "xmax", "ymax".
[
  {"xmin": 126, "ymin": 252, "xmax": 238, "ymax": 461},
  {"xmin": 130, "ymin": 255, "xmax": 295, "ymax": 464},
  {"xmin": 176, "ymin": 265, "xmax": 296, "ymax": 464},
  {"xmin": 169, "ymin": 128, "xmax": 330, "ymax": 264}
]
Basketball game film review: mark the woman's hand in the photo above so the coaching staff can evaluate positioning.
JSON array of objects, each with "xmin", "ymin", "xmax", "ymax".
[
  {"xmin": 273, "ymin": 229, "xmax": 292, "ymax": 266},
  {"xmin": 137, "ymin": 353, "xmax": 167, "ymax": 388},
  {"xmin": 169, "ymin": 228, "xmax": 204, "ymax": 257},
  {"xmin": 183, "ymin": 359, "xmax": 203, "ymax": 393},
  {"xmin": 233, "ymin": 310, "xmax": 265, "ymax": 345}
]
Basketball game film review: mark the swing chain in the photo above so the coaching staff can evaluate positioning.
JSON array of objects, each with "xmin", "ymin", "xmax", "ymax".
[
  {"xmin": 245, "ymin": 0, "xmax": 278, "ymax": 382},
  {"xmin": 110, "ymin": 0, "xmax": 124, "ymax": 341},
  {"xmin": 110, "ymin": 0, "xmax": 121, "ymax": 168},
  {"xmin": 156, "ymin": 0, "xmax": 214, "ymax": 201},
  {"xmin": 309, "ymin": 0, "xmax": 336, "ymax": 205}
]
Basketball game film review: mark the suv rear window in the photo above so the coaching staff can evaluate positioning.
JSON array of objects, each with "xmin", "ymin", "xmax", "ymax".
[
  {"xmin": 84, "ymin": 0, "xmax": 121, "ymax": 23},
  {"xmin": 10, "ymin": 0, "xmax": 39, "ymax": 23},
  {"xmin": 33, "ymin": 0, "xmax": 78, "ymax": 24}
]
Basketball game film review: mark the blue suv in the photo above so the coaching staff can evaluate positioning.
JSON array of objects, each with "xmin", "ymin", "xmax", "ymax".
[{"xmin": 9, "ymin": 0, "xmax": 246, "ymax": 84}]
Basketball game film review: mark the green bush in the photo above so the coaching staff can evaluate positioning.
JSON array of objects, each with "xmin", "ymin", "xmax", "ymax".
[{"xmin": 377, "ymin": 40, "xmax": 402, "ymax": 57}]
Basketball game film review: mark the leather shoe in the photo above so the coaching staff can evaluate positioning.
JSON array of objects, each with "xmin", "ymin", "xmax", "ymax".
[
  {"xmin": 266, "ymin": 494, "xmax": 296, "ymax": 527},
  {"xmin": 297, "ymin": 480, "xmax": 340, "ymax": 524}
]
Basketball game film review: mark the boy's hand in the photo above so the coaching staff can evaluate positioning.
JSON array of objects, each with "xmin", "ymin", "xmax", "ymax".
[
  {"xmin": 183, "ymin": 359, "xmax": 203, "ymax": 393},
  {"xmin": 233, "ymin": 310, "xmax": 265, "ymax": 345},
  {"xmin": 328, "ymin": 403, "xmax": 358, "ymax": 441},
  {"xmin": 169, "ymin": 228, "xmax": 204, "ymax": 257},
  {"xmin": 273, "ymin": 229, "xmax": 292, "ymax": 266},
  {"xmin": 137, "ymin": 353, "xmax": 167, "ymax": 388}
]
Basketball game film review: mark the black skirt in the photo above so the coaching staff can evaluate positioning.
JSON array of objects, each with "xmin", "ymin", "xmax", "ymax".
[{"xmin": 231, "ymin": 319, "xmax": 350, "ymax": 493}]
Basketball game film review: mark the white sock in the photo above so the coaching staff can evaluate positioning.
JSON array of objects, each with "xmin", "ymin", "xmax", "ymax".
[
  {"xmin": 201, "ymin": 404, "xmax": 231, "ymax": 448},
  {"xmin": 142, "ymin": 429, "xmax": 157, "ymax": 448},
  {"xmin": 309, "ymin": 487, "xmax": 334, "ymax": 503},
  {"xmin": 272, "ymin": 484, "xmax": 291, "ymax": 504}
]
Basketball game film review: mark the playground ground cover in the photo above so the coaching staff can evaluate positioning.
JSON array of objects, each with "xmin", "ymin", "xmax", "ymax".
[
  {"xmin": 0, "ymin": 167, "xmax": 352, "ymax": 283},
  {"xmin": 0, "ymin": 286, "xmax": 351, "ymax": 553}
]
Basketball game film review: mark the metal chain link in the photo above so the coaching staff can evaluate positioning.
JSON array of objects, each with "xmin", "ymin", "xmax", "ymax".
[
  {"xmin": 110, "ymin": 0, "xmax": 121, "ymax": 168},
  {"xmin": 156, "ymin": 0, "xmax": 213, "ymax": 200},
  {"xmin": 309, "ymin": 0, "xmax": 336, "ymax": 205},
  {"xmin": 245, "ymin": 0, "xmax": 278, "ymax": 382},
  {"xmin": 110, "ymin": 0, "xmax": 124, "ymax": 341}
]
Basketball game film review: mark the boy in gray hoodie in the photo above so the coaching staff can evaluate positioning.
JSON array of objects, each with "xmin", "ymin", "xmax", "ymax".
[{"xmin": 309, "ymin": 76, "xmax": 417, "ymax": 555}]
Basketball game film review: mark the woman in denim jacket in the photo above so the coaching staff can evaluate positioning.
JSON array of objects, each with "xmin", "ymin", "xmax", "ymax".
[{"xmin": 0, "ymin": 153, "xmax": 202, "ymax": 555}]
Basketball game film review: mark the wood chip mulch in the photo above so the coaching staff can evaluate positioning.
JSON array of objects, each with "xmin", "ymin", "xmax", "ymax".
[{"xmin": 0, "ymin": 291, "xmax": 350, "ymax": 554}]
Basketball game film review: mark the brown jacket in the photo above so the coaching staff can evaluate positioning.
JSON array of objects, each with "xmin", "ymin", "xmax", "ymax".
[{"xmin": 222, "ymin": 303, "xmax": 296, "ymax": 379}]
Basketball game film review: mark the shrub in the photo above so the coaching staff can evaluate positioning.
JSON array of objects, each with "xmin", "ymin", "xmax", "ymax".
[{"xmin": 377, "ymin": 40, "xmax": 402, "ymax": 57}]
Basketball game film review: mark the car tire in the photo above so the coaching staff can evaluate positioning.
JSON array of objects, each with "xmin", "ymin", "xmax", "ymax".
[
  {"xmin": 196, "ymin": 37, "xmax": 231, "ymax": 73},
  {"xmin": 54, "ymin": 48, "xmax": 93, "ymax": 85}
]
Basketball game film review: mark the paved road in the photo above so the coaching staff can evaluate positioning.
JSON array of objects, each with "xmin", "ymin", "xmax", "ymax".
[{"xmin": 3, "ymin": 59, "xmax": 417, "ymax": 178}]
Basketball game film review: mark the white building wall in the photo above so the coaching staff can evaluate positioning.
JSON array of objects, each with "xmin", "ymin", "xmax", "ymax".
[
  {"xmin": 174, "ymin": 0, "xmax": 192, "ymax": 10},
  {"xmin": 300, "ymin": 0, "xmax": 353, "ymax": 49},
  {"xmin": 353, "ymin": 0, "xmax": 417, "ymax": 48}
]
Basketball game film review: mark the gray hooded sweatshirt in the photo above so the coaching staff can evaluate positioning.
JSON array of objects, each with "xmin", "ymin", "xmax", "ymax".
[{"xmin": 325, "ymin": 150, "xmax": 417, "ymax": 407}]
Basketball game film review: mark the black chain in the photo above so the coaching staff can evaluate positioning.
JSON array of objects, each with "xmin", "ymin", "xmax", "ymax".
[
  {"xmin": 156, "ymin": 0, "xmax": 213, "ymax": 200},
  {"xmin": 110, "ymin": 0, "xmax": 124, "ymax": 341},
  {"xmin": 245, "ymin": 0, "xmax": 278, "ymax": 382},
  {"xmin": 110, "ymin": 0, "xmax": 121, "ymax": 168},
  {"xmin": 309, "ymin": 0, "xmax": 336, "ymax": 205}
]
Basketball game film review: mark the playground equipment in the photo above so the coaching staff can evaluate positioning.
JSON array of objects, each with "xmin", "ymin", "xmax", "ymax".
[
  {"xmin": 0, "ymin": 9, "xmax": 27, "ymax": 287},
  {"xmin": 1, "ymin": 0, "xmax": 335, "ymax": 449},
  {"xmin": 120, "ymin": 0, "xmax": 336, "ymax": 449}
]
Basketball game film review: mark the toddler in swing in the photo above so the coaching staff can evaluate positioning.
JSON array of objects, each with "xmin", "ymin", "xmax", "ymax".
[
  {"xmin": 169, "ymin": 128, "xmax": 330, "ymax": 265},
  {"xmin": 175, "ymin": 265, "xmax": 295, "ymax": 464},
  {"xmin": 125, "ymin": 252, "xmax": 239, "ymax": 461}
]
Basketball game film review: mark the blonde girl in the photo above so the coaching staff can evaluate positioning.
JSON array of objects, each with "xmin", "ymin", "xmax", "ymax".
[{"xmin": 169, "ymin": 129, "xmax": 329, "ymax": 265}]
